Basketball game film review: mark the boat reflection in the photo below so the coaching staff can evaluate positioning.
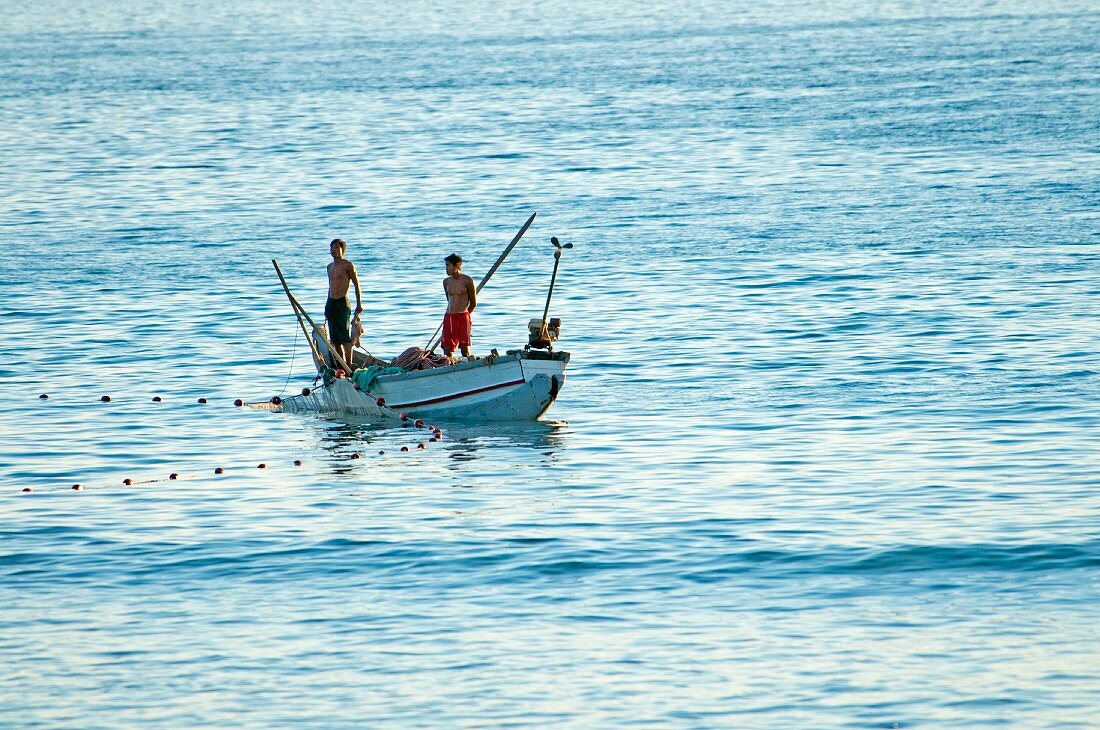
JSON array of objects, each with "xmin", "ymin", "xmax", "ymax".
[
  {"xmin": 307, "ymin": 415, "xmax": 569, "ymax": 473},
  {"xmin": 435, "ymin": 420, "xmax": 569, "ymax": 464}
]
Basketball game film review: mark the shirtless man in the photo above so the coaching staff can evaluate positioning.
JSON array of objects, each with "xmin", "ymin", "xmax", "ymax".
[
  {"xmin": 324, "ymin": 238, "xmax": 363, "ymax": 369},
  {"xmin": 441, "ymin": 252, "xmax": 476, "ymax": 362}
]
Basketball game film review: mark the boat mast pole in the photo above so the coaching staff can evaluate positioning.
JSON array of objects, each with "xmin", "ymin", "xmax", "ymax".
[{"xmin": 538, "ymin": 237, "xmax": 572, "ymax": 339}]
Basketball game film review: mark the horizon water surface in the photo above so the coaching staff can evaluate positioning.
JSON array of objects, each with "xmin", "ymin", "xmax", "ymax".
[{"xmin": 1, "ymin": 1, "xmax": 1099, "ymax": 727}]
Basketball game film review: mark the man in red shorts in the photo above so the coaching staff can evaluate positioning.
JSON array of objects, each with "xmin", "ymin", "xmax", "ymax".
[{"xmin": 441, "ymin": 252, "xmax": 476, "ymax": 362}]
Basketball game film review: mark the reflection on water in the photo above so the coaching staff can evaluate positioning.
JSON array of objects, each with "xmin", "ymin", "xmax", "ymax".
[
  {"xmin": 439, "ymin": 419, "xmax": 569, "ymax": 464},
  {"xmin": 303, "ymin": 413, "xmax": 570, "ymax": 472}
]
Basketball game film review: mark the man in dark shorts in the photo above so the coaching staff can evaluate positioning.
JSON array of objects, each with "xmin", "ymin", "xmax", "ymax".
[
  {"xmin": 325, "ymin": 238, "xmax": 363, "ymax": 368},
  {"xmin": 442, "ymin": 252, "xmax": 476, "ymax": 362}
]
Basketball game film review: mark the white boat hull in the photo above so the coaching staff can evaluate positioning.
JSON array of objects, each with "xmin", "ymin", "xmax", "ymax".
[{"xmin": 277, "ymin": 350, "xmax": 569, "ymax": 422}]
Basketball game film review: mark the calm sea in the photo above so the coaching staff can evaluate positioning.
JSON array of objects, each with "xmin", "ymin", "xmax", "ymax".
[{"xmin": 1, "ymin": 1, "xmax": 1098, "ymax": 727}]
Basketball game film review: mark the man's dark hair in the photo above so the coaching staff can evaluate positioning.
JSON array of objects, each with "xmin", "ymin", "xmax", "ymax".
[
  {"xmin": 331, "ymin": 238, "xmax": 347, "ymax": 250},
  {"xmin": 444, "ymin": 253, "xmax": 462, "ymax": 266}
]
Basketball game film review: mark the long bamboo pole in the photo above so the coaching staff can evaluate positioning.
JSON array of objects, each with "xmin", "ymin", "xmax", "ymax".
[{"xmin": 273, "ymin": 259, "xmax": 326, "ymax": 371}]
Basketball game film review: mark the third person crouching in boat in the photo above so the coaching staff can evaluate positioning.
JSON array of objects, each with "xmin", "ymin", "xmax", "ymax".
[{"xmin": 442, "ymin": 252, "xmax": 476, "ymax": 363}]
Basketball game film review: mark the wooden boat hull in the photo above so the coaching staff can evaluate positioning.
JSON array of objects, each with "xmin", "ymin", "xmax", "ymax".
[{"xmin": 277, "ymin": 350, "xmax": 569, "ymax": 422}]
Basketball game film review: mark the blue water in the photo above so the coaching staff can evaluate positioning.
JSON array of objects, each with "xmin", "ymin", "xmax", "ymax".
[{"xmin": 2, "ymin": 1, "xmax": 1099, "ymax": 726}]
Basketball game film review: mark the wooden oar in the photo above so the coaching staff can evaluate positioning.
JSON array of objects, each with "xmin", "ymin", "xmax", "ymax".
[
  {"xmin": 424, "ymin": 211, "xmax": 537, "ymax": 354},
  {"xmin": 272, "ymin": 259, "xmax": 354, "ymax": 375}
]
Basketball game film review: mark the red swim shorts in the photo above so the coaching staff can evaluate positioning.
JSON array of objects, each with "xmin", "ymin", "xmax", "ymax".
[{"xmin": 442, "ymin": 311, "xmax": 472, "ymax": 352}]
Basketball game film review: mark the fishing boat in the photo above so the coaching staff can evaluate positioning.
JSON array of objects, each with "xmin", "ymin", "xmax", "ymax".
[
  {"xmin": 265, "ymin": 214, "xmax": 573, "ymax": 423},
  {"xmin": 279, "ymin": 346, "xmax": 569, "ymax": 422}
]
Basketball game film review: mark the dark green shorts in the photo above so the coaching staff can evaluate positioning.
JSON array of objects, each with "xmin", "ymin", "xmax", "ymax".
[{"xmin": 325, "ymin": 297, "xmax": 352, "ymax": 344}]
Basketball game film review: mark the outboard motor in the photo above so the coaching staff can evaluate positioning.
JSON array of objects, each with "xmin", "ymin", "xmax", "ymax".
[{"xmin": 528, "ymin": 317, "xmax": 561, "ymax": 350}]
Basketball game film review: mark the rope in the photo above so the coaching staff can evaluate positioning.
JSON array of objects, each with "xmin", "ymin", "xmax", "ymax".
[{"xmin": 277, "ymin": 322, "xmax": 300, "ymax": 396}]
